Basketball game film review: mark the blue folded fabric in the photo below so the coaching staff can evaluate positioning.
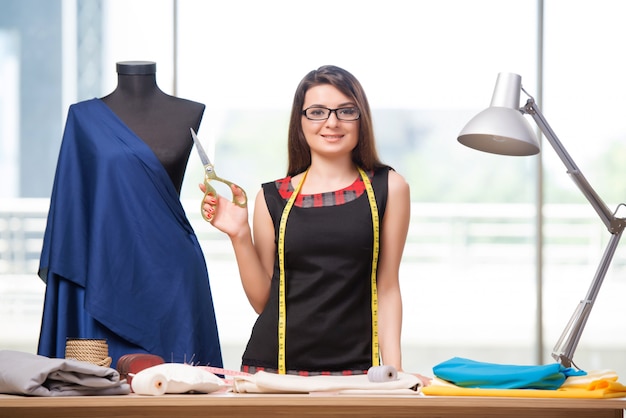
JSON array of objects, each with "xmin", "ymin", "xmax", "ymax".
[{"xmin": 433, "ymin": 357, "xmax": 587, "ymax": 390}]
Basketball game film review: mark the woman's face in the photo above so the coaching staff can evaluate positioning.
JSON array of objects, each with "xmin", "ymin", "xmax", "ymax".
[{"xmin": 301, "ymin": 84, "xmax": 360, "ymax": 160}]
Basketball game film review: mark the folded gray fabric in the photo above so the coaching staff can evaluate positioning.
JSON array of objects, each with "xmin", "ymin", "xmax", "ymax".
[{"xmin": 0, "ymin": 350, "xmax": 130, "ymax": 396}]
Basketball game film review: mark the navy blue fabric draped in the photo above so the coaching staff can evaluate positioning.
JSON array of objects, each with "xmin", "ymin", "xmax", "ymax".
[{"xmin": 37, "ymin": 98, "xmax": 222, "ymax": 368}]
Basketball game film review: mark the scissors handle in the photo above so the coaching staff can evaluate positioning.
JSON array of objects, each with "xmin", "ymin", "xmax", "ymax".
[{"xmin": 201, "ymin": 170, "xmax": 248, "ymax": 222}]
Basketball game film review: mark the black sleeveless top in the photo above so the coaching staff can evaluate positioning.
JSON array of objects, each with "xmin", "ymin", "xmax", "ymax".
[{"xmin": 241, "ymin": 167, "xmax": 390, "ymax": 374}]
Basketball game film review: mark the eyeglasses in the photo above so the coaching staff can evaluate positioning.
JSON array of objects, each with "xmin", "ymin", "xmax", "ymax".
[{"xmin": 302, "ymin": 106, "xmax": 361, "ymax": 121}]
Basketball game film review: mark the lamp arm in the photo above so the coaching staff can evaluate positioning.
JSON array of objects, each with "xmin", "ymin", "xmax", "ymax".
[
  {"xmin": 521, "ymin": 97, "xmax": 626, "ymax": 367},
  {"xmin": 522, "ymin": 98, "xmax": 624, "ymax": 233},
  {"xmin": 550, "ymin": 231, "xmax": 623, "ymax": 367}
]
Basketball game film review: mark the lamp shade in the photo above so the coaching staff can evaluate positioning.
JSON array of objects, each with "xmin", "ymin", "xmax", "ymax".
[{"xmin": 458, "ymin": 73, "xmax": 540, "ymax": 156}]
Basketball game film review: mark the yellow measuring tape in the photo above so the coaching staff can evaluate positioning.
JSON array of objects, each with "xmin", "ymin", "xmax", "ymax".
[{"xmin": 276, "ymin": 167, "xmax": 380, "ymax": 374}]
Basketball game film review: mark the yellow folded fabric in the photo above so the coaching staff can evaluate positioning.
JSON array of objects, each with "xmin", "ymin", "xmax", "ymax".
[
  {"xmin": 422, "ymin": 376, "xmax": 626, "ymax": 399},
  {"xmin": 560, "ymin": 369, "xmax": 618, "ymax": 388}
]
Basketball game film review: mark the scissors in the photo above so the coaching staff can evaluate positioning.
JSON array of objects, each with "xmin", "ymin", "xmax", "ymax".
[{"xmin": 190, "ymin": 128, "xmax": 247, "ymax": 222}]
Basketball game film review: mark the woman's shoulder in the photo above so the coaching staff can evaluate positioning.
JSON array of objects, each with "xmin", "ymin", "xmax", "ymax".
[
  {"xmin": 262, "ymin": 176, "xmax": 291, "ymax": 193},
  {"xmin": 372, "ymin": 165, "xmax": 406, "ymax": 183},
  {"xmin": 385, "ymin": 167, "xmax": 410, "ymax": 194},
  {"xmin": 261, "ymin": 176, "xmax": 292, "ymax": 207}
]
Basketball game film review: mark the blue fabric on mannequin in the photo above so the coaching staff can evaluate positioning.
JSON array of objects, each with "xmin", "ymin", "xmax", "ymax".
[{"xmin": 38, "ymin": 99, "xmax": 222, "ymax": 368}]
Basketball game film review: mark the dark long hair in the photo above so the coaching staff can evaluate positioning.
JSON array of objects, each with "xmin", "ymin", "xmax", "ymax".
[{"xmin": 286, "ymin": 65, "xmax": 385, "ymax": 176}]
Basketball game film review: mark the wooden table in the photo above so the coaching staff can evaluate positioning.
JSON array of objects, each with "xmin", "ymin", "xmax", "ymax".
[{"xmin": 1, "ymin": 393, "xmax": 625, "ymax": 418}]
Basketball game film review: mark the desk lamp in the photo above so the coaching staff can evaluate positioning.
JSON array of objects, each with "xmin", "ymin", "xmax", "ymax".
[{"xmin": 457, "ymin": 72, "xmax": 626, "ymax": 367}]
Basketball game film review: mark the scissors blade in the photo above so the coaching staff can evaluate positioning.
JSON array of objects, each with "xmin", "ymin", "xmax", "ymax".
[{"xmin": 190, "ymin": 128, "xmax": 212, "ymax": 166}]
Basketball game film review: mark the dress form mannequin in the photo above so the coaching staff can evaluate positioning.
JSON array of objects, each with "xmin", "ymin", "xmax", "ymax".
[
  {"xmin": 38, "ymin": 61, "xmax": 223, "ymax": 367},
  {"xmin": 101, "ymin": 61, "xmax": 204, "ymax": 194}
]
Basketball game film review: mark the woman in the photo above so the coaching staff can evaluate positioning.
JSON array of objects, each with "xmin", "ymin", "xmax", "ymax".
[{"xmin": 202, "ymin": 65, "xmax": 411, "ymax": 376}]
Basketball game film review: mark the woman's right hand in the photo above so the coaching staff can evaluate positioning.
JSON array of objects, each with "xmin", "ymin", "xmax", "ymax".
[{"xmin": 199, "ymin": 183, "xmax": 250, "ymax": 238}]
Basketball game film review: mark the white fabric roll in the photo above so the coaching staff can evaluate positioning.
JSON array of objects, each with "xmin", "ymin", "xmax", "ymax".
[
  {"xmin": 131, "ymin": 372, "xmax": 167, "ymax": 396},
  {"xmin": 131, "ymin": 363, "xmax": 226, "ymax": 396},
  {"xmin": 367, "ymin": 365, "xmax": 398, "ymax": 382},
  {"xmin": 232, "ymin": 370, "xmax": 421, "ymax": 394}
]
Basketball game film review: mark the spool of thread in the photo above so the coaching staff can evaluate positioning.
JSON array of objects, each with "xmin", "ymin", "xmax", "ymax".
[{"xmin": 367, "ymin": 365, "xmax": 398, "ymax": 382}]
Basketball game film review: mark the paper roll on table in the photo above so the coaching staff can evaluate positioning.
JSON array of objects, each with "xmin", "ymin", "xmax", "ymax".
[
  {"xmin": 131, "ymin": 372, "xmax": 168, "ymax": 396},
  {"xmin": 367, "ymin": 365, "xmax": 398, "ymax": 382}
]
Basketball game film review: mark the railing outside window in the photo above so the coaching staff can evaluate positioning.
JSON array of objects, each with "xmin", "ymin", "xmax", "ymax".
[{"xmin": 3, "ymin": 199, "xmax": 624, "ymax": 374}]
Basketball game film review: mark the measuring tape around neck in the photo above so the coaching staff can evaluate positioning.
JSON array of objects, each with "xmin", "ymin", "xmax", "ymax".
[{"xmin": 276, "ymin": 167, "xmax": 380, "ymax": 374}]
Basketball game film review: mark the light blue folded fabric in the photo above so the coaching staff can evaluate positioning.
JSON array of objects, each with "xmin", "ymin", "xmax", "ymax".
[{"xmin": 433, "ymin": 357, "xmax": 587, "ymax": 390}]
